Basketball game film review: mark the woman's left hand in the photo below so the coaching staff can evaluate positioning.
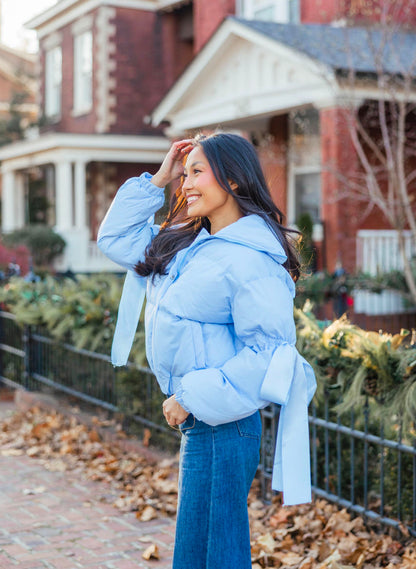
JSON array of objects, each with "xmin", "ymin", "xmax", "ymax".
[{"xmin": 162, "ymin": 395, "xmax": 189, "ymax": 426}]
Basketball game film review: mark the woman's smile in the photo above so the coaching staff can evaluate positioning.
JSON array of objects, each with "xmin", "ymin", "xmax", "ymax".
[{"xmin": 186, "ymin": 193, "xmax": 201, "ymax": 206}]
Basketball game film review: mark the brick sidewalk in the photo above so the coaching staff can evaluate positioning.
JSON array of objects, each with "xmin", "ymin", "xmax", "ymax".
[{"xmin": 0, "ymin": 401, "xmax": 176, "ymax": 569}]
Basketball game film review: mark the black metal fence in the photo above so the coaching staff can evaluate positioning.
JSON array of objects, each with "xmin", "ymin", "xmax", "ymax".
[{"xmin": 0, "ymin": 310, "xmax": 414, "ymax": 537}]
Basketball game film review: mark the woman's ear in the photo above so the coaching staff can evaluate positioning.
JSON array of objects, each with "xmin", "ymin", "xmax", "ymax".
[{"xmin": 229, "ymin": 180, "xmax": 238, "ymax": 191}]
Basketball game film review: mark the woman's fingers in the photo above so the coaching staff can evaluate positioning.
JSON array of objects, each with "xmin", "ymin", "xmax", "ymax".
[
  {"xmin": 151, "ymin": 139, "xmax": 194, "ymax": 187},
  {"xmin": 164, "ymin": 140, "xmax": 192, "ymax": 163},
  {"xmin": 162, "ymin": 396, "xmax": 188, "ymax": 425}
]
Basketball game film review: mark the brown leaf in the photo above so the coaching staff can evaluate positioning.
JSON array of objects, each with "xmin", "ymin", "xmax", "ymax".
[
  {"xmin": 318, "ymin": 549, "xmax": 342, "ymax": 569},
  {"xmin": 299, "ymin": 558, "xmax": 315, "ymax": 569},
  {"xmin": 279, "ymin": 534, "xmax": 295, "ymax": 550},
  {"xmin": 139, "ymin": 505, "xmax": 158, "ymax": 522},
  {"xmin": 281, "ymin": 551, "xmax": 304, "ymax": 566},
  {"xmin": 143, "ymin": 428, "xmax": 151, "ymax": 447},
  {"xmin": 45, "ymin": 459, "xmax": 67, "ymax": 472},
  {"xmin": 256, "ymin": 532, "xmax": 276, "ymax": 553},
  {"xmin": 318, "ymin": 542, "xmax": 333, "ymax": 562},
  {"xmin": 88, "ymin": 429, "xmax": 101, "ymax": 443},
  {"xmin": 269, "ymin": 508, "xmax": 292, "ymax": 527},
  {"xmin": 31, "ymin": 422, "xmax": 50, "ymax": 439},
  {"xmin": 1, "ymin": 448, "xmax": 24, "ymax": 456},
  {"xmin": 142, "ymin": 544, "xmax": 160, "ymax": 560},
  {"xmin": 59, "ymin": 442, "xmax": 74, "ymax": 455}
]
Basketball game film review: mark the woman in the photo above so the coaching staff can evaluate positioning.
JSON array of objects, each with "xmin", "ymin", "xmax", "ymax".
[{"xmin": 98, "ymin": 133, "xmax": 316, "ymax": 569}]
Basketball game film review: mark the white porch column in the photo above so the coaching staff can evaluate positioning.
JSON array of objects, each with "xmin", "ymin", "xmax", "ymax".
[
  {"xmin": 74, "ymin": 160, "xmax": 87, "ymax": 229},
  {"xmin": 2, "ymin": 169, "xmax": 16, "ymax": 232},
  {"xmin": 14, "ymin": 172, "xmax": 25, "ymax": 228},
  {"xmin": 55, "ymin": 160, "xmax": 73, "ymax": 230}
]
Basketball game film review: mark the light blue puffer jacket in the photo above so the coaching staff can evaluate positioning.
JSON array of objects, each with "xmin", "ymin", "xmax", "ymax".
[{"xmin": 97, "ymin": 173, "xmax": 316, "ymax": 505}]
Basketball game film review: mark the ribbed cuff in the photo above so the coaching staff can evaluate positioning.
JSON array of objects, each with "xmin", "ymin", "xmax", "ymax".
[{"xmin": 139, "ymin": 172, "xmax": 166, "ymax": 196}]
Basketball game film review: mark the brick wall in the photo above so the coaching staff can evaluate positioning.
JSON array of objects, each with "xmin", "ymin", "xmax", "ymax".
[
  {"xmin": 320, "ymin": 106, "xmax": 358, "ymax": 273},
  {"xmin": 340, "ymin": 0, "xmax": 416, "ymax": 26},
  {"xmin": 301, "ymin": 0, "xmax": 340, "ymax": 23},
  {"xmin": 193, "ymin": 0, "xmax": 236, "ymax": 53},
  {"xmin": 0, "ymin": 74, "xmax": 25, "ymax": 104},
  {"xmin": 109, "ymin": 8, "xmax": 160, "ymax": 135},
  {"xmin": 161, "ymin": 9, "xmax": 194, "ymax": 87},
  {"xmin": 110, "ymin": 7, "xmax": 193, "ymax": 135},
  {"xmin": 302, "ymin": 0, "xmax": 416, "ymax": 26},
  {"xmin": 38, "ymin": 4, "xmax": 195, "ymax": 136},
  {"xmin": 261, "ymin": 115, "xmax": 288, "ymax": 217}
]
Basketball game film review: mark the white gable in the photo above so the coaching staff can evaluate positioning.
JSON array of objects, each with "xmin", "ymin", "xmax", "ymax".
[{"xmin": 152, "ymin": 19, "xmax": 337, "ymax": 134}]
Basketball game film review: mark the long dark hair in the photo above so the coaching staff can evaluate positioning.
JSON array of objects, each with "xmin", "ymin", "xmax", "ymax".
[{"xmin": 135, "ymin": 133, "xmax": 300, "ymax": 280}]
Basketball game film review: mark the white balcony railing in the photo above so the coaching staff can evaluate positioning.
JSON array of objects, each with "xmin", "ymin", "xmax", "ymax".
[
  {"xmin": 354, "ymin": 230, "xmax": 415, "ymax": 315},
  {"xmin": 86, "ymin": 241, "xmax": 120, "ymax": 272}
]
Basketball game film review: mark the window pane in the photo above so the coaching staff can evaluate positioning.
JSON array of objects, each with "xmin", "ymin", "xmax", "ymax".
[
  {"xmin": 241, "ymin": 0, "xmax": 292, "ymax": 22},
  {"xmin": 254, "ymin": 6, "xmax": 275, "ymax": 20},
  {"xmin": 289, "ymin": 0, "xmax": 300, "ymax": 23},
  {"xmin": 74, "ymin": 30, "xmax": 93, "ymax": 111},
  {"xmin": 291, "ymin": 107, "xmax": 321, "ymax": 167},
  {"xmin": 45, "ymin": 46, "xmax": 62, "ymax": 117},
  {"xmin": 295, "ymin": 173, "xmax": 321, "ymax": 224}
]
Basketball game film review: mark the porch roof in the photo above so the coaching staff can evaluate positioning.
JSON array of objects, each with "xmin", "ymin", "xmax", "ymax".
[
  {"xmin": 0, "ymin": 132, "xmax": 170, "ymax": 172},
  {"xmin": 152, "ymin": 17, "xmax": 416, "ymax": 135}
]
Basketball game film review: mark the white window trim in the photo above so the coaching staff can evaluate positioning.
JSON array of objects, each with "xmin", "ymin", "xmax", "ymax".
[
  {"xmin": 73, "ymin": 30, "xmax": 93, "ymax": 116},
  {"xmin": 71, "ymin": 14, "xmax": 93, "ymax": 35},
  {"xmin": 43, "ymin": 31, "xmax": 63, "ymax": 51},
  {"xmin": 45, "ymin": 45, "xmax": 62, "ymax": 121},
  {"xmin": 237, "ymin": 0, "xmax": 297, "ymax": 23}
]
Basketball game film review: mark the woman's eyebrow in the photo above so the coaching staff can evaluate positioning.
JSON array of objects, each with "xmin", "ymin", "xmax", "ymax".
[{"xmin": 184, "ymin": 161, "xmax": 204, "ymax": 174}]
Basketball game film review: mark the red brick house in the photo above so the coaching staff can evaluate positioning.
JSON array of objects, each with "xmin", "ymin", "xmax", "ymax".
[{"xmin": 0, "ymin": 0, "xmax": 415, "ymax": 318}]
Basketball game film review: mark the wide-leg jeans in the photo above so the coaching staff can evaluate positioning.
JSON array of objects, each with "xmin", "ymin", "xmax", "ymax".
[{"xmin": 172, "ymin": 411, "xmax": 261, "ymax": 569}]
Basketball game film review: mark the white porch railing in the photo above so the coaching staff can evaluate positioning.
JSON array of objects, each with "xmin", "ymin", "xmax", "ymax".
[
  {"xmin": 354, "ymin": 230, "xmax": 415, "ymax": 315},
  {"xmin": 86, "ymin": 241, "xmax": 121, "ymax": 272}
]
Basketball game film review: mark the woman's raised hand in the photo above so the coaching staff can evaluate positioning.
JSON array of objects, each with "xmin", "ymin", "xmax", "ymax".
[{"xmin": 151, "ymin": 139, "xmax": 194, "ymax": 189}]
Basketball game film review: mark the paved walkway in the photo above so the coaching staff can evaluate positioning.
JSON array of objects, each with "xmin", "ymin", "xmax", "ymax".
[{"xmin": 0, "ymin": 399, "xmax": 176, "ymax": 569}]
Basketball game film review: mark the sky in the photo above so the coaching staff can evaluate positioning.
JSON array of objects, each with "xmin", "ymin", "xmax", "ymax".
[{"xmin": 1, "ymin": 0, "xmax": 58, "ymax": 52}]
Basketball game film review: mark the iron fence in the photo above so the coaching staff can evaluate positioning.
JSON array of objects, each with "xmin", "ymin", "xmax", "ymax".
[{"xmin": 0, "ymin": 310, "xmax": 414, "ymax": 537}]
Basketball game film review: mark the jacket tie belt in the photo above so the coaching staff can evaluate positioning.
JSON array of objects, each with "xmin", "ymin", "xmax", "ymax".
[
  {"xmin": 111, "ymin": 270, "xmax": 146, "ymax": 367},
  {"xmin": 260, "ymin": 342, "xmax": 317, "ymax": 506}
]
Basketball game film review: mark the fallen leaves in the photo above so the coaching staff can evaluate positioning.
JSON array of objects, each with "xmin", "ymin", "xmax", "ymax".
[
  {"xmin": 0, "ymin": 405, "xmax": 415, "ymax": 569},
  {"xmin": 248, "ymin": 490, "xmax": 415, "ymax": 568},
  {"xmin": 139, "ymin": 505, "xmax": 159, "ymax": 522},
  {"xmin": 142, "ymin": 543, "xmax": 160, "ymax": 560},
  {"xmin": 0, "ymin": 406, "xmax": 179, "ymax": 519}
]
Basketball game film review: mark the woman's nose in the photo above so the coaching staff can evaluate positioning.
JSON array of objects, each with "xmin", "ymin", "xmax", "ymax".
[{"xmin": 182, "ymin": 177, "xmax": 191, "ymax": 192}]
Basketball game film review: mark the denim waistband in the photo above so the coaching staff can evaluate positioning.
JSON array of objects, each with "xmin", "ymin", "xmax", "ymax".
[{"xmin": 179, "ymin": 411, "xmax": 262, "ymax": 438}]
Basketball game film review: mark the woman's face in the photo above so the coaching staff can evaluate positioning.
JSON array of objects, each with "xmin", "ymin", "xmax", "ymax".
[{"xmin": 182, "ymin": 146, "xmax": 242, "ymax": 234}]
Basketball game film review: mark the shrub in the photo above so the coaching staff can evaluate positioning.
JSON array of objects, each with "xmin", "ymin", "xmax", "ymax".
[{"xmin": 2, "ymin": 225, "xmax": 66, "ymax": 268}]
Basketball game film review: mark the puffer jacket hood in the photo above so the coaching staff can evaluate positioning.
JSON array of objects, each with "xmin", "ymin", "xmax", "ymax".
[{"xmin": 98, "ymin": 173, "xmax": 316, "ymax": 507}]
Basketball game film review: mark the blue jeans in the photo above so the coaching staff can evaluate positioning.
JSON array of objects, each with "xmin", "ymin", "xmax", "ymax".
[{"xmin": 173, "ymin": 411, "xmax": 261, "ymax": 569}]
